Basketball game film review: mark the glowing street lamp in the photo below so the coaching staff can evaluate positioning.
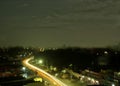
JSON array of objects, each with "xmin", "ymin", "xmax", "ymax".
[
  {"xmin": 38, "ymin": 60, "xmax": 43, "ymax": 64},
  {"xmin": 22, "ymin": 67, "xmax": 26, "ymax": 71}
]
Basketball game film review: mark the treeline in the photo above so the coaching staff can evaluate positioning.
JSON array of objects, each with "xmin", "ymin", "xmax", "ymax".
[
  {"xmin": 0, "ymin": 46, "xmax": 34, "ymax": 61},
  {"xmin": 38, "ymin": 47, "xmax": 120, "ymax": 72},
  {"xmin": 0, "ymin": 46, "xmax": 120, "ymax": 71}
]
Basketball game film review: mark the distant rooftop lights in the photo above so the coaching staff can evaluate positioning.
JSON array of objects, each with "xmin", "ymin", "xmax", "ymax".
[{"xmin": 104, "ymin": 51, "xmax": 108, "ymax": 54}]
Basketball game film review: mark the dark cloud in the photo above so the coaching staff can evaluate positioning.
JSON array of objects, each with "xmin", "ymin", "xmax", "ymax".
[{"xmin": 0, "ymin": 0, "xmax": 120, "ymax": 47}]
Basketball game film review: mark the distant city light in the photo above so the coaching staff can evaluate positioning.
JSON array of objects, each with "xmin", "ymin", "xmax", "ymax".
[
  {"xmin": 40, "ymin": 48, "xmax": 45, "ymax": 52},
  {"xmin": 53, "ymin": 67, "xmax": 57, "ymax": 71},
  {"xmin": 118, "ymin": 72, "xmax": 120, "ymax": 76},
  {"xmin": 81, "ymin": 75, "xmax": 85, "ymax": 78},
  {"xmin": 22, "ymin": 73, "xmax": 28, "ymax": 78},
  {"xmin": 34, "ymin": 77, "xmax": 43, "ymax": 82},
  {"xmin": 112, "ymin": 83, "xmax": 115, "ymax": 86},
  {"xmin": 88, "ymin": 77, "xmax": 91, "ymax": 80},
  {"xmin": 104, "ymin": 51, "xmax": 108, "ymax": 54},
  {"xmin": 22, "ymin": 67, "xmax": 26, "ymax": 71},
  {"xmin": 55, "ymin": 73, "xmax": 59, "ymax": 77},
  {"xmin": 62, "ymin": 70, "xmax": 66, "ymax": 73},
  {"xmin": 38, "ymin": 60, "xmax": 43, "ymax": 64}
]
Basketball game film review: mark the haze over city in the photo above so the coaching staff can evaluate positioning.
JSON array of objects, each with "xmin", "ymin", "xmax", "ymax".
[{"xmin": 0, "ymin": 0, "xmax": 120, "ymax": 48}]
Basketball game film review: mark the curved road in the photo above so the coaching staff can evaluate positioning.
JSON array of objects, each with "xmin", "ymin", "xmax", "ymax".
[{"xmin": 22, "ymin": 56, "xmax": 68, "ymax": 86}]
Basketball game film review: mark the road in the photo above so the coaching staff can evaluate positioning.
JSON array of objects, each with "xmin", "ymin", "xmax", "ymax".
[{"xmin": 22, "ymin": 56, "xmax": 68, "ymax": 86}]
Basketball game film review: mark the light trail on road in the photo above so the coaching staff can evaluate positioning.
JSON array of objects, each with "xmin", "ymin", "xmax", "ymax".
[{"xmin": 23, "ymin": 56, "xmax": 68, "ymax": 86}]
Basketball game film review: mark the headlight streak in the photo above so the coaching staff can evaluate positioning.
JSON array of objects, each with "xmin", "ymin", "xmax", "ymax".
[{"xmin": 23, "ymin": 57, "xmax": 68, "ymax": 86}]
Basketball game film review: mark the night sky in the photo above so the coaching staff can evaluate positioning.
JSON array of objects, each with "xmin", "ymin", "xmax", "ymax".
[{"xmin": 0, "ymin": 0, "xmax": 120, "ymax": 48}]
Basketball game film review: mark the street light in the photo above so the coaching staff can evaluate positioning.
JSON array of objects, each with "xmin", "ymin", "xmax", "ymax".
[
  {"xmin": 112, "ymin": 83, "xmax": 115, "ymax": 86},
  {"xmin": 22, "ymin": 67, "xmax": 26, "ymax": 71},
  {"xmin": 38, "ymin": 60, "xmax": 43, "ymax": 64},
  {"xmin": 104, "ymin": 51, "xmax": 108, "ymax": 54}
]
